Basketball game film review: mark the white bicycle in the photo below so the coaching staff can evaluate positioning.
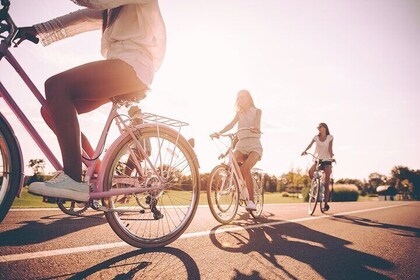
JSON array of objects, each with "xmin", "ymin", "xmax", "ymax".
[{"xmin": 207, "ymin": 129, "xmax": 264, "ymax": 224}]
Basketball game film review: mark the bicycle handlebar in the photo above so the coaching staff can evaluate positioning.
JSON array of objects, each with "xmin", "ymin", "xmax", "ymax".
[
  {"xmin": 302, "ymin": 152, "xmax": 336, "ymax": 163},
  {"xmin": 0, "ymin": 1, "xmax": 39, "ymax": 46}
]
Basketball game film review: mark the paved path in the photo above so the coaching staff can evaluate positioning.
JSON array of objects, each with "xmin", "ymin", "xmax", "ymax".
[{"xmin": 0, "ymin": 201, "xmax": 419, "ymax": 279}]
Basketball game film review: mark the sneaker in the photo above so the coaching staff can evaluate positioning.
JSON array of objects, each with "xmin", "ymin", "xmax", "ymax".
[
  {"xmin": 29, "ymin": 171, "xmax": 90, "ymax": 202},
  {"xmin": 246, "ymin": 200, "xmax": 257, "ymax": 211},
  {"xmin": 322, "ymin": 203, "xmax": 330, "ymax": 212}
]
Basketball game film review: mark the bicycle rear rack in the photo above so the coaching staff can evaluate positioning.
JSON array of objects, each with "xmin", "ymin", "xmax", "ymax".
[{"xmin": 141, "ymin": 112, "xmax": 189, "ymax": 128}]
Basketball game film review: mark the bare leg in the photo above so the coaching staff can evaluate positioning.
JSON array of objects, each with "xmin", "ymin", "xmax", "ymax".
[
  {"xmin": 41, "ymin": 107, "xmax": 101, "ymax": 174},
  {"xmin": 44, "ymin": 59, "xmax": 146, "ymax": 182},
  {"xmin": 239, "ymin": 152, "xmax": 260, "ymax": 202},
  {"xmin": 323, "ymin": 166, "xmax": 332, "ymax": 204},
  {"xmin": 308, "ymin": 163, "xmax": 316, "ymax": 180}
]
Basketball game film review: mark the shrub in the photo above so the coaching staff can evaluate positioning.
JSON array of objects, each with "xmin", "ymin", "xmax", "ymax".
[
  {"xmin": 302, "ymin": 186, "xmax": 310, "ymax": 202},
  {"xmin": 280, "ymin": 192, "xmax": 290, "ymax": 197},
  {"xmin": 333, "ymin": 184, "xmax": 359, "ymax": 202},
  {"xmin": 24, "ymin": 174, "xmax": 52, "ymax": 186}
]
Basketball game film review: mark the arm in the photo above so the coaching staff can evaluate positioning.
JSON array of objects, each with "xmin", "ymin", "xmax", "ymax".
[
  {"xmin": 211, "ymin": 114, "xmax": 239, "ymax": 138},
  {"xmin": 34, "ymin": 9, "xmax": 102, "ymax": 46},
  {"xmin": 72, "ymin": 0, "xmax": 153, "ymax": 9},
  {"xmin": 301, "ymin": 139, "xmax": 315, "ymax": 156},
  {"xmin": 328, "ymin": 140, "xmax": 334, "ymax": 158},
  {"xmin": 218, "ymin": 113, "xmax": 239, "ymax": 134}
]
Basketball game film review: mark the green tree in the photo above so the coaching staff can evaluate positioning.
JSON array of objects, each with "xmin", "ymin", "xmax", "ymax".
[
  {"xmin": 27, "ymin": 159, "xmax": 45, "ymax": 175},
  {"xmin": 390, "ymin": 166, "xmax": 420, "ymax": 200}
]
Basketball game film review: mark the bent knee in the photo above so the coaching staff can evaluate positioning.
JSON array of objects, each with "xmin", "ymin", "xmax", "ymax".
[{"xmin": 45, "ymin": 74, "xmax": 68, "ymax": 97}]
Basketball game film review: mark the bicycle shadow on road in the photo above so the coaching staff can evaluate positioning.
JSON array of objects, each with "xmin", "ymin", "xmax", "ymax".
[
  {"xmin": 209, "ymin": 212, "xmax": 394, "ymax": 280},
  {"xmin": 0, "ymin": 212, "xmax": 106, "ymax": 247},
  {"xmin": 62, "ymin": 247, "xmax": 200, "ymax": 280},
  {"xmin": 330, "ymin": 215, "xmax": 420, "ymax": 238}
]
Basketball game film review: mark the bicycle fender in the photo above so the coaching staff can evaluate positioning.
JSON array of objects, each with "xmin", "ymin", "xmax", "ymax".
[
  {"xmin": 0, "ymin": 112, "xmax": 24, "ymax": 197},
  {"xmin": 96, "ymin": 123, "xmax": 200, "ymax": 191}
]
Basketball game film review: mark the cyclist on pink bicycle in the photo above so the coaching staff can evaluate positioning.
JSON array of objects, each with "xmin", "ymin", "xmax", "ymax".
[
  {"xmin": 301, "ymin": 122, "xmax": 334, "ymax": 211},
  {"xmin": 211, "ymin": 90, "xmax": 263, "ymax": 211},
  {"xmin": 15, "ymin": 0, "xmax": 166, "ymax": 202}
]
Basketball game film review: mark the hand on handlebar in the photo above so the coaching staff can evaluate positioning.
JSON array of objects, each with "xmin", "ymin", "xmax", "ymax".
[
  {"xmin": 14, "ymin": 26, "xmax": 39, "ymax": 45},
  {"xmin": 210, "ymin": 132, "xmax": 220, "ymax": 139}
]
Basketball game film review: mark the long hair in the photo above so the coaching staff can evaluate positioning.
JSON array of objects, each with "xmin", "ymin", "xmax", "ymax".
[
  {"xmin": 102, "ymin": 7, "xmax": 123, "ymax": 32},
  {"xmin": 235, "ymin": 90, "xmax": 256, "ymax": 113},
  {"xmin": 318, "ymin": 122, "xmax": 331, "ymax": 136}
]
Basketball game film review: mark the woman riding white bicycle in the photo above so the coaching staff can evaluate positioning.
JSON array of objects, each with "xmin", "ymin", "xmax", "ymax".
[
  {"xmin": 301, "ymin": 122, "xmax": 334, "ymax": 211},
  {"xmin": 211, "ymin": 90, "xmax": 262, "ymax": 211},
  {"xmin": 15, "ymin": 0, "xmax": 166, "ymax": 202}
]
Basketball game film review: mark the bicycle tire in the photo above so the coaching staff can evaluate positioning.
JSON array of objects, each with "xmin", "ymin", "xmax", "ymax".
[
  {"xmin": 102, "ymin": 126, "xmax": 200, "ymax": 248},
  {"xmin": 308, "ymin": 178, "xmax": 319, "ymax": 215},
  {"xmin": 207, "ymin": 164, "xmax": 239, "ymax": 224},
  {"xmin": 0, "ymin": 117, "xmax": 22, "ymax": 223},
  {"xmin": 319, "ymin": 183, "xmax": 325, "ymax": 213},
  {"xmin": 250, "ymin": 175, "xmax": 264, "ymax": 219}
]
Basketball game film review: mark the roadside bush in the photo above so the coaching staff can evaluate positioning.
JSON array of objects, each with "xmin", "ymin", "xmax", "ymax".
[
  {"xmin": 333, "ymin": 184, "xmax": 359, "ymax": 202},
  {"xmin": 280, "ymin": 192, "xmax": 290, "ymax": 197},
  {"xmin": 24, "ymin": 174, "xmax": 51, "ymax": 186},
  {"xmin": 302, "ymin": 187, "xmax": 310, "ymax": 202}
]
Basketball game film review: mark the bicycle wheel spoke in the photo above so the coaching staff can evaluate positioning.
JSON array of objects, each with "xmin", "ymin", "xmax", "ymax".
[{"xmin": 103, "ymin": 127, "xmax": 199, "ymax": 247}]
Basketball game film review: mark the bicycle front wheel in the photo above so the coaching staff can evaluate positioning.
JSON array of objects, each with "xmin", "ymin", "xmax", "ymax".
[
  {"xmin": 102, "ymin": 126, "xmax": 200, "ymax": 248},
  {"xmin": 250, "ymin": 176, "xmax": 264, "ymax": 219},
  {"xmin": 0, "ymin": 117, "xmax": 22, "ymax": 223},
  {"xmin": 308, "ymin": 178, "xmax": 320, "ymax": 215},
  {"xmin": 207, "ymin": 164, "xmax": 239, "ymax": 224}
]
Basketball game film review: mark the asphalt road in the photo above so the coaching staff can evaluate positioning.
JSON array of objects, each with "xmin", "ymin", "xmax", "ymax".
[{"xmin": 0, "ymin": 201, "xmax": 419, "ymax": 280}]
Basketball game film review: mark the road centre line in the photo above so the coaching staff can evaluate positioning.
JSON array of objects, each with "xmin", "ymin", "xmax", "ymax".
[{"xmin": 0, "ymin": 202, "xmax": 414, "ymax": 263}]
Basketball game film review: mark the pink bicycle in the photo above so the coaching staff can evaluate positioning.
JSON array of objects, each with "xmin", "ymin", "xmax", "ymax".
[{"xmin": 0, "ymin": 0, "xmax": 200, "ymax": 248}]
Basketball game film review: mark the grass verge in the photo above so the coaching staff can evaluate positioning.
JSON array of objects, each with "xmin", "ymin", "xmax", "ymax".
[{"xmin": 12, "ymin": 188, "xmax": 379, "ymax": 208}]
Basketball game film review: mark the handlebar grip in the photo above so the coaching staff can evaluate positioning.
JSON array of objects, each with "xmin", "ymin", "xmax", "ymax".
[{"xmin": 26, "ymin": 33, "xmax": 39, "ymax": 44}]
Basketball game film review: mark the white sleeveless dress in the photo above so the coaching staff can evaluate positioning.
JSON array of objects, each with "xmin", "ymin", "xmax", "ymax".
[{"xmin": 236, "ymin": 107, "xmax": 263, "ymax": 159}]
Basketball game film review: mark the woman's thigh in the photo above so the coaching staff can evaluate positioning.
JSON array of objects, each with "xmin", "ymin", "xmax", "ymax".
[
  {"xmin": 324, "ymin": 166, "xmax": 332, "ymax": 177},
  {"xmin": 46, "ymin": 59, "xmax": 147, "ymax": 111},
  {"xmin": 243, "ymin": 152, "xmax": 260, "ymax": 170},
  {"xmin": 234, "ymin": 150, "xmax": 246, "ymax": 165}
]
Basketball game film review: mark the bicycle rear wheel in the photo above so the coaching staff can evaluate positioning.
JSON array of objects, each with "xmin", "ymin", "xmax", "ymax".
[
  {"xmin": 250, "ymin": 175, "xmax": 264, "ymax": 219},
  {"xmin": 207, "ymin": 164, "xmax": 239, "ymax": 224},
  {"xmin": 0, "ymin": 117, "xmax": 22, "ymax": 223},
  {"xmin": 102, "ymin": 126, "xmax": 200, "ymax": 248},
  {"xmin": 308, "ymin": 178, "xmax": 320, "ymax": 215}
]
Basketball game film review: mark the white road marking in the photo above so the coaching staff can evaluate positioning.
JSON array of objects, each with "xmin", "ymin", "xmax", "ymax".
[
  {"xmin": 8, "ymin": 203, "xmax": 303, "ymax": 212},
  {"xmin": 0, "ymin": 202, "xmax": 414, "ymax": 263}
]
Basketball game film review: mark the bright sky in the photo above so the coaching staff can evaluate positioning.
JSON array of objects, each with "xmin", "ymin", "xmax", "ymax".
[{"xmin": 1, "ymin": 0, "xmax": 419, "ymax": 181}]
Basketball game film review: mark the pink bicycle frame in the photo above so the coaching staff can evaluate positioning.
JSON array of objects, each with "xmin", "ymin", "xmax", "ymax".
[
  {"xmin": 1, "ymin": 41, "xmax": 189, "ymax": 201},
  {"xmin": 0, "ymin": 44, "xmax": 102, "ymax": 196}
]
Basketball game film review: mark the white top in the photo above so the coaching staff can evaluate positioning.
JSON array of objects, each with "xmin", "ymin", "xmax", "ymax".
[
  {"xmin": 313, "ymin": 135, "xmax": 334, "ymax": 160},
  {"xmin": 34, "ymin": 0, "xmax": 166, "ymax": 86},
  {"xmin": 237, "ymin": 107, "xmax": 261, "ymax": 140}
]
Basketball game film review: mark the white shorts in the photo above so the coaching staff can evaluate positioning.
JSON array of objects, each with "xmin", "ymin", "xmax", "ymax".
[{"xmin": 236, "ymin": 138, "xmax": 263, "ymax": 159}]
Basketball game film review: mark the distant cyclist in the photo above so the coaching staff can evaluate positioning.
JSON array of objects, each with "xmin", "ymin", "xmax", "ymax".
[
  {"xmin": 301, "ymin": 123, "xmax": 334, "ymax": 211},
  {"xmin": 211, "ymin": 90, "xmax": 263, "ymax": 211}
]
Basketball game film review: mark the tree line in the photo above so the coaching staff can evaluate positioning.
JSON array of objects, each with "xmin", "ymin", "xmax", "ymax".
[{"xmin": 27, "ymin": 159, "xmax": 419, "ymax": 200}]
